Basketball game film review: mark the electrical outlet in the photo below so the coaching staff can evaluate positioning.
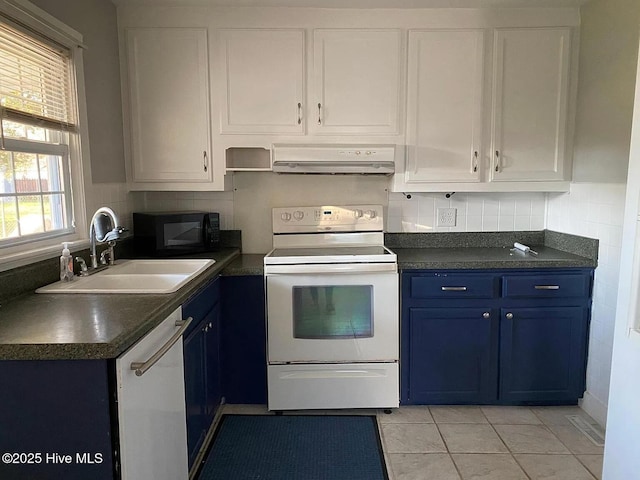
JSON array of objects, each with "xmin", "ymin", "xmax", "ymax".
[{"xmin": 437, "ymin": 207, "xmax": 457, "ymax": 227}]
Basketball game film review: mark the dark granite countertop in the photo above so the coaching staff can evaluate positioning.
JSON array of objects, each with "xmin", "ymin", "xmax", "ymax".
[
  {"xmin": 387, "ymin": 230, "xmax": 598, "ymax": 270},
  {"xmin": 394, "ymin": 246, "xmax": 596, "ymax": 270},
  {"xmin": 0, "ymin": 248, "xmax": 240, "ymax": 361},
  {"xmin": 221, "ymin": 254, "xmax": 265, "ymax": 276}
]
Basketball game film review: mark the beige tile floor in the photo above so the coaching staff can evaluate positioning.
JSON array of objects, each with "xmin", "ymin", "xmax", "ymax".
[{"xmin": 220, "ymin": 404, "xmax": 605, "ymax": 480}]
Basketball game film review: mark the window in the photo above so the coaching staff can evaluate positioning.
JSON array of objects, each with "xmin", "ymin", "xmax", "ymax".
[
  {"xmin": 292, "ymin": 285, "xmax": 373, "ymax": 339},
  {"xmin": 0, "ymin": 5, "xmax": 87, "ymax": 265}
]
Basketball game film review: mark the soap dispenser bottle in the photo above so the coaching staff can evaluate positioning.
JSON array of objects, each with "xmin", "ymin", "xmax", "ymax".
[{"xmin": 60, "ymin": 242, "xmax": 74, "ymax": 282}]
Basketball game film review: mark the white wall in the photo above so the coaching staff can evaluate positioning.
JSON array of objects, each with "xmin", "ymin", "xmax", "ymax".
[
  {"xmin": 233, "ymin": 173, "xmax": 388, "ymax": 253},
  {"xmin": 602, "ymin": 35, "xmax": 640, "ymax": 479},
  {"xmin": 547, "ymin": 183, "xmax": 626, "ymax": 425},
  {"xmin": 571, "ymin": 0, "xmax": 639, "ymax": 183},
  {"xmin": 545, "ymin": 0, "xmax": 640, "ymax": 427},
  {"xmin": 30, "ymin": 0, "xmax": 126, "ymax": 184}
]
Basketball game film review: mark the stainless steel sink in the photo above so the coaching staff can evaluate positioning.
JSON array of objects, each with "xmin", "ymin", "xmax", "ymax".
[{"xmin": 36, "ymin": 259, "xmax": 215, "ymax": 294}]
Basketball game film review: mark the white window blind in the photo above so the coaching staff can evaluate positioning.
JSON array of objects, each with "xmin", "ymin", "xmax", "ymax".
[
  {"xmin": 0, "ymin": 18, "xmax": 77, "ymax": 133},
  {"xmin": 0, "ymin": 15, "xmax": 77, "ymax": 248}
]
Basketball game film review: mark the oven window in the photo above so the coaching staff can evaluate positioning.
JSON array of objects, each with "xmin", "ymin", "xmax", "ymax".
[
  {"xmin": 292, "ymin": 285, "xmax": 373, "ymax": 339},
  {"xmin": 163, "ymin": 221, "xmax": 202, "ymax": 247}
]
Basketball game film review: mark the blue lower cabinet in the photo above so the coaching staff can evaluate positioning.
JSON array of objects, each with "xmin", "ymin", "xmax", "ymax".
[
  {"xmin": 220, "ymin": 275, "xmax": 267, "ymax": 404},
  {"xmin": 183, "ymin": 277, "xmax": 221, "ymax": 470},
  {"xmin": 500, "ymin": 306, "xmax": 589, "ymax": 403},
  {"xmin": 404, "ymin": 307, "xmax": 499, "ymax": 404},
  {"xmin": 401, "ymin": 269, "xmax": 593, "ymax": 405},
  {"xmin": 183, "ymin": 318, "xmax": 208, "ymax": 469},
  {"xmin": 205, "ymin": 302, "xmax": 221, "ymax": 418},
  {"xmin": 0, "ymin": 360, "xmax": 114, "ymax": 480}
]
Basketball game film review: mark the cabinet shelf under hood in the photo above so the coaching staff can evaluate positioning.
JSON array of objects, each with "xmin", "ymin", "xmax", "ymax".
[{"xmin": 272, "ymin": 144, "xmax": 395, "ymax": 175}]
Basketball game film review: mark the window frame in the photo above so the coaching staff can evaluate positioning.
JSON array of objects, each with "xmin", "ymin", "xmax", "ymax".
[
  {"xmin": 0, "ymin": 0, "xmax": 90, "ymax": 271},
  {"xmin": 0, "ymin": 134, "xmax": 74, "ymax": 245}
]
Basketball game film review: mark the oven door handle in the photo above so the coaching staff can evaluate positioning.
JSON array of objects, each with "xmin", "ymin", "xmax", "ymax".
[{"xmin": 264, "ymin": 263, "xmax": 397, "ymax": 275}]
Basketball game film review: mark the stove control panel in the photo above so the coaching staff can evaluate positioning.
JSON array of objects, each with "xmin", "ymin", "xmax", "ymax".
[{"xmin": 272, "ymin": 205, "xmax": 384, "ymax": 233}]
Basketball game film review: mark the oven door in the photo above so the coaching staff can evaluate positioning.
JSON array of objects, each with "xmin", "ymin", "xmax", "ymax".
[{"xmin": 265, "ymin": 263, "xmax": 398, "ymax": 363}]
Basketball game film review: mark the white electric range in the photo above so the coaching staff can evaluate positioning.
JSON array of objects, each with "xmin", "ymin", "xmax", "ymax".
[{"xmin": 264, "ymin": 205, "xmax": 399, "ymax": 411}]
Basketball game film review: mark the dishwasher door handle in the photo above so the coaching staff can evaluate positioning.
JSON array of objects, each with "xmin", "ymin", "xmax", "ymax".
[{"xmin": 130, "ymin": 317, "xmax": 193, "ymax": 377}]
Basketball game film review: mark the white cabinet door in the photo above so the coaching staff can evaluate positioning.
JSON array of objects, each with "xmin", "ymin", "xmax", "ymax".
[
  {"xmin": 219, "ymin": 29, "xmax": 305, "ymax": 134},
  {"xmin": 311, "ymin": 29, "xmax": 401, "ymax": 135},
  {"xmin": 490, "ymin": 27, "xmax": 571, "ymax": 182},
  {"xmin": 405, "ymin": 29, "xmax": 484, "ymax": 184},
  {"xmin": 126, "ymin": 28, "xmax": 212, "ymax": 183},
  {"xmin": 116, "ymin": 307, "xmax": 189, "ymax": 480}
]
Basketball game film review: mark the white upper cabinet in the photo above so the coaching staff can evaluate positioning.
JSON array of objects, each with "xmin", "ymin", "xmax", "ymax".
[
  {"xmin": 395, "ymin": 25, "xmax": 574, "ymax": 192},
  {"xmin": 311, "ymin": 29, "xmax": 401, "ymax": 135},
  {"xmin": 405, "ymin": 29, "xmax": 485, "ymax": 184},
  {"xmin": 490, "ymin": 27, "xmax": 571, "ymax": 182},
  {"xmin": 219, "ymin": 29, "xmax": 305, "ymax": 134},
  {"xmin": 125, "ymin": 27, "xmax": 212, "ymax": 185}
]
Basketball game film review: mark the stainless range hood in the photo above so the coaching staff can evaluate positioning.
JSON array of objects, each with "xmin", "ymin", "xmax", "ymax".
[{"xmin": 272, "ymin": 144, "xmax": 395, "ymax": 174}]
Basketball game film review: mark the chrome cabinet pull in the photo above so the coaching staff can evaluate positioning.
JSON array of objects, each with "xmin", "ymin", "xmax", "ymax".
[
  {"xmin": 494, "ymin": 150, "xmax": 500, "ymax": 172},
  {"xmin": 203, "ymin": 151, "xmax": 208, "ymax": 172},
  {"xmin": 506, "ymin": 312, "xmax": 513, "ymax": 319},
  {"xmin": 473, "ymin": 151, "xmax": 478, "ymax": 172},
  {"xmin": 317, "ymin": 103, "xmax": 322, "ymax": 125},
  {"xmin": 483, "ymin": 312, "xmax": 490, "ymax": 319},
  {"xmin": 130, "ymin": 317, "xmax": 193, "ymax": 377},
  {"xmin": 297, "ymin": 102, "xmax": 302, "ymax": 125},
  {"xmin": 441, "ymin": 286, "xmax": 467, "ymax": 291},
  {"xmin": 535, "ymin": 285, "xmax": 560, "ymax": 290}
]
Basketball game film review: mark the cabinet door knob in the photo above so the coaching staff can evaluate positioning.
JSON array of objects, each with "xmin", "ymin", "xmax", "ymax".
[
  {"xmin": 506, "ymin": 312, "xmax": 513, "ymax": 319},
  {"xmin": 317, "ymin": 103, "xmax": 322, "ymax": 125},
  {"xmin": 483, "ymin": 312, "xmax": 490, "ymax": 319},
  {"xmin": 203, "ymin": 151, "xmax": 208, "ymax": 173},
  {"xmin": 494, "ymin": 150, "xmax": 500, "ymax": 172},
  {"xmin": 473, "ymin": 151, "xmax": 478, "ymax": 172},
  {"xmin": 297, "ymin": 102, "xmax": 302, "ymax": 125}
]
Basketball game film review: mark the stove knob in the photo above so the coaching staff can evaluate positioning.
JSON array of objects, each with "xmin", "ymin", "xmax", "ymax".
[
  {"xmin": 293, "ymin": 210, "xmax": 304, "ymax": 221},
  {"xmin": 364, "ymin": 210, "xmax": 377, "ymax": 219},
  {"xmin": 353, "ymin": 209, "xmax": 364, "ymax": 218},
  {"xmin": 280, "ymin": 212, "xmax": 292, "ymax": 222}
]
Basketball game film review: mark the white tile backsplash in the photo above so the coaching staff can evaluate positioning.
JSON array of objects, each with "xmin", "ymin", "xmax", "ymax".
[
  {"xmin": 139, "ymin": 191, "xmax": 235, "ymax": 230},
  {"xmin": 386, "ymin": 192, "xmax": 547, "ymax": 233},
  {"xmin": 547, "ymin": 182, "xmax": 626, "ymax": 412},
  {"xmin": 85, "ymin": 182, "xmax": 134, "ymax": 231}
]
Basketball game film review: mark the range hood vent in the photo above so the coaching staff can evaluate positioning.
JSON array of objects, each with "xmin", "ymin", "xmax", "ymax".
[{"xmin": 272, "ymin": 144, "xmax": 395, "ymax": 175}]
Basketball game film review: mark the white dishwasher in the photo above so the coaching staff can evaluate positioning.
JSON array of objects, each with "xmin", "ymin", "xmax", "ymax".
[{"xmin": 116, "ymin": 306, "xmax": 190, "ymax": 480}]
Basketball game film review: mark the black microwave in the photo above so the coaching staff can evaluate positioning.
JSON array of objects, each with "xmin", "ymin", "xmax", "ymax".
[{"xmin": 133, "ymin": 211, "xmax": 220, "ymax": 257}]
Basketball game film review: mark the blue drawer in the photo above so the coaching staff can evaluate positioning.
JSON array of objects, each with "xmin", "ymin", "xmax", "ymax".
[
  {"xmin": 409, "ymin": 274, "xmax": 498, "ymax": 299},
  {"xmin": 502, "ymin": 274, "xmax": 590, "ymax": 299}
]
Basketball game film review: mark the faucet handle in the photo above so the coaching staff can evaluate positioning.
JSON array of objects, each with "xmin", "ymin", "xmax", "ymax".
[
  {"xmin": 75, "ymin": 256, "xmax": 88, "ymax": 276},
  {"xmin": 100, "ymin": 249, "xmax": 111, "ymax": 265}
]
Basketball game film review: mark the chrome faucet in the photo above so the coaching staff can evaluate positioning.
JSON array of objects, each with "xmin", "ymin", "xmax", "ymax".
[{"xmin": 89, "ymin": 207, "xmax": 126, "ymax": 269}]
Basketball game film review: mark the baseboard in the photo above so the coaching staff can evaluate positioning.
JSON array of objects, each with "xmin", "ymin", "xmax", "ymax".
[{"xmin": 580, "ymin": 391, "xmax": 608, "ymax": 428}]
